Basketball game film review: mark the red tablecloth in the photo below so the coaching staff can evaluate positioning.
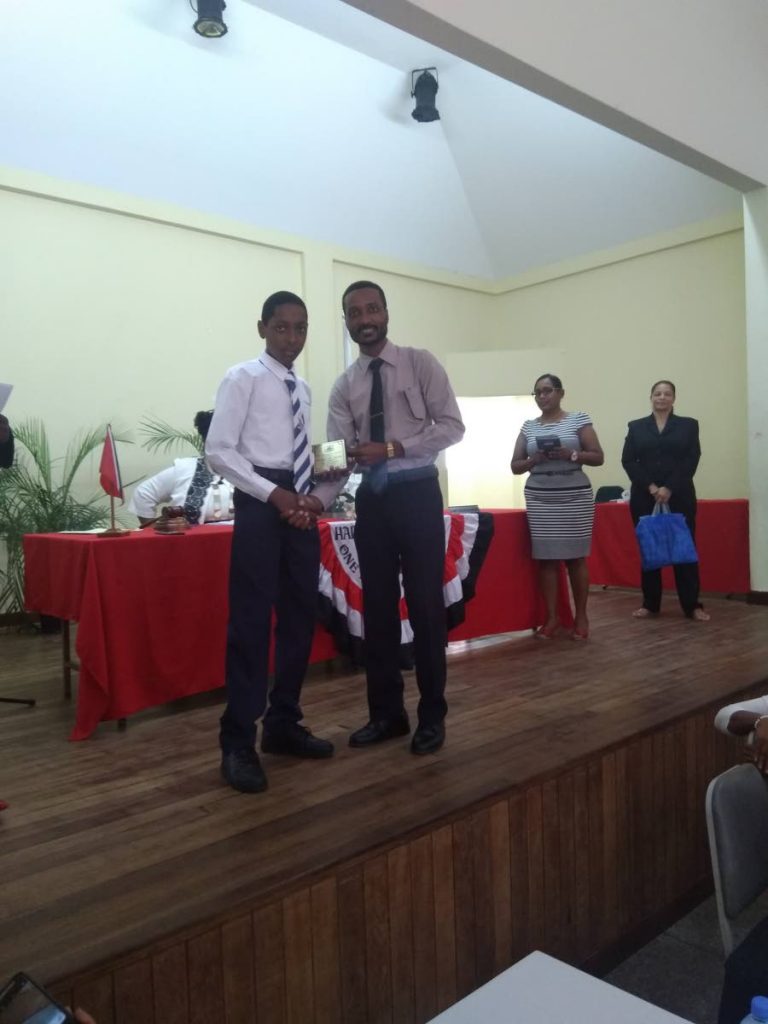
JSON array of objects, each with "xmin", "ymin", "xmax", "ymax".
[
  {"xmin": 24, "ymin": 512, "xmax": 560, "ymax": 740},
  {"xmin": 589, "ymin": 499, "xmax": 750, "ymax": 593}
]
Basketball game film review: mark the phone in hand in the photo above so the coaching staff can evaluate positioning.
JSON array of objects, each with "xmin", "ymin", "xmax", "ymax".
[
  {"xmin": 536, "ymin": 435, "xmax": 561, "ymax": 453},
  {"xmin": 0, "ymin": 973, "xmax": 75, "ymax": 1024}
]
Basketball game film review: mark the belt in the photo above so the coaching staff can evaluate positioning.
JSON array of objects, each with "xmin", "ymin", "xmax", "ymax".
[
  {"xmin": 531, "ymin": 470, "xmax": 581, "ymax": 477},
  {"xmin": 360, "ymin": 464, "xmax": 438, "ymax": 490},
  {"xmin": 252, "ymin": 465, "xmax": 295, "ymax": 488}
]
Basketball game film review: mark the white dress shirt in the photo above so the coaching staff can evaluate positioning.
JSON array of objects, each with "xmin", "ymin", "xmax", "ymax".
[
  {"xmin": 128, "ymin": 457, "xmax": 234, "ymax": 524},
  {"xmin": 204, "ymin": 352, "xmax": 309, "ymax": 503}
]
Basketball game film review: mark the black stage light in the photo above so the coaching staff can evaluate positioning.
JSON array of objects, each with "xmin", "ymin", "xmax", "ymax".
[
  {"xmin": 411, "ymin": 68, "xmax": 440, "ymax": 123},
  {"xmin": 192, "ymin": 0, "xmax": 228, "ymax": 38}
]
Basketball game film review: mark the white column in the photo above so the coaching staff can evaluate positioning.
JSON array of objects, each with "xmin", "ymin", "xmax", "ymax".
[{"xmin": 743, "ymin": 188, "xmax": 768, "ymax": 595}]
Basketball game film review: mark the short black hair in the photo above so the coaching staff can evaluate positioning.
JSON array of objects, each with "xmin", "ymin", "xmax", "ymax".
[
  {"xmin": 650, "ymin": 379, "xmax": 676, "ymax": 397},
  {"xmin": 341, "ymin": 280, "xmax": 387, "ymax": 312},
  {"xmin": 194, "ymin": 410, "xmax": 214, "ymax": 441},
  {"xmin": 534, "ymin": 373, "xmax": 563, "ymax": 391},
  {"xmin": 261, "ymin": 291, "xmax": 307, "ymax": 323}
]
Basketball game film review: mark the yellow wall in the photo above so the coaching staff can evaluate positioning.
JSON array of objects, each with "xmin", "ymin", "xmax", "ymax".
[
  {"xmin": 0, "ymin": 167, "xmax": 746, "ymax": 506},
  {"xmin": 491, "ymin": 227, "xmax": 747, "ymax": 497}
]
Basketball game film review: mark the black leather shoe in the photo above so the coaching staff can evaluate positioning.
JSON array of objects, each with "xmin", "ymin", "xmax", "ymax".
[
  {"xmin": 349, "ymin": 714, "xmax": 411, "ymax": 748},
  {"xmin": 261, "ymin": 724, "xmax": 334, "ymax": 759},
  {"xmin": 221, "ymin": 749, "xmax": 268, "ymax": 793},
  {"xmin": 411, "ymin": 723, "xmax": 445, "ymax": 755}
]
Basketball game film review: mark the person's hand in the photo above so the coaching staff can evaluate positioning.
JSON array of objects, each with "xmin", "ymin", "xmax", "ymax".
[
  {"xmin": 268, "ymin": 486, "xmax": 300, "ymax": 517},
  {"xmin": 749, "ymin": 717, "xmax": 768, "ymax": 774},
  {"xmin": 348, "ymin": 442, "xmax": 388, "ymax": 467},
  {"xmin": 0, "ymin": 415, "xmax": 9, "ymax": 443},
  {"xmin": 70, "ymin": 1009, "xmax": 97, "ymax": 1024},
  {"xmin": 545, "ymin": 446, "xmax": 573, "ymax": 461},
  {"xmin": 278, "ymin": 492, "xmax": 322, "ymax": 530},
  {"xmin": 655, "ymin": 486, "xmax": 671, "ymax": 504},
  {"xmin": 527, "ymin": 451, "xmax": 547, "ymax": 466}
]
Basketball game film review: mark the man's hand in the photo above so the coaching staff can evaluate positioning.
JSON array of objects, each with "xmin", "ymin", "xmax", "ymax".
[
  {"xmin": 348, "ymin": 442, "xmax": 388, "ymax": 467},
  {"xmin": 0, "ymin": 414, "xmax": 10, "ymax": 444},
  {"xmin": 655, "ymin": 486, "xmax": 671, "ymax": 504},
  {"xmin": 271, "ymin": 489, "xmax": 322, "ymax": 530}
]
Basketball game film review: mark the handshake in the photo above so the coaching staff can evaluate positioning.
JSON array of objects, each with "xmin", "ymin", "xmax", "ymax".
[{"xmin": 268, "ymin": 488, "xmax": 324, "ymax": 530}]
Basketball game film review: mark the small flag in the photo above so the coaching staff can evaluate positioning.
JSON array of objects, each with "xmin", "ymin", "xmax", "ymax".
[{"xmin": 99, "ymin": 424, "xmax": 123, "ymax": 500}]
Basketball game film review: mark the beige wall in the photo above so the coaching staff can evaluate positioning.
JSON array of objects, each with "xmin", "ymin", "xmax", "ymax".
[
  {"xmin": 0, "ymin": 169, "xmax": 747, "ymax": 509},
  {"xmin": 491, "ymin": 228, "xmax": 747, "ymax": 497}
]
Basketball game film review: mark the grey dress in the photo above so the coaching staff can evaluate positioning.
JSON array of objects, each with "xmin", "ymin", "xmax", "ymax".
[{"xmin": 522, "ymin": 412, "xmax": 595, "ymax": 560}]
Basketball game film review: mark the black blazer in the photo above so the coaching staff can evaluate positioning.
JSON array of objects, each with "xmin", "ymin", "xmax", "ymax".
[
  {"xmin": 621, "ymin": 414, "xmax": 700, "ymax": 499},
  {"xmin": 0, "ymin": 427, "xmax": 13, "ymax": 469}
]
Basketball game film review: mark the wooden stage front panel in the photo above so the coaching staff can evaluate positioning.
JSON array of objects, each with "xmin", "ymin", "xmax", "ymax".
[{"xmin": 1, "ymin": 591, "xmax": 767, "ymax": 1023}]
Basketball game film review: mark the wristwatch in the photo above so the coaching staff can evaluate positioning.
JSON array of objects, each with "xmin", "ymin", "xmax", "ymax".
[
  {"xmin": 570, "ymin": 450, "xmax": 579, "ymax": 463},
  {"xmin": 386, "ymin": 441, "xmax": 396, "ymax": 460}
]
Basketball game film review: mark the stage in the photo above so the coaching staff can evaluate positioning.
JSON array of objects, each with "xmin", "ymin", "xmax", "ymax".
[{"xmin": 1, "ymin": 590, "xmax": 767, "ymax": 1023}]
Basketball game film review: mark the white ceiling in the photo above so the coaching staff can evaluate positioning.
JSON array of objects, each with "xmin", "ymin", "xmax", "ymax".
[{"xmin": 0, "ymin": 0, "xmax": 741, "ymax": 279}]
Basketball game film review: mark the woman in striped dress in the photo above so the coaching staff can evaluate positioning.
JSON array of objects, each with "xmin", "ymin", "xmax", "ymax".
[{"xmin": 511, "ymin": 374, "xmax": 604, "ymax": 640}]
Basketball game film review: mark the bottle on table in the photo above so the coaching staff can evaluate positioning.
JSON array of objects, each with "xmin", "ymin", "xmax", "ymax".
[{"xmin": 742, "ymin": 995, "xmax": 768, "ymax": 1023}]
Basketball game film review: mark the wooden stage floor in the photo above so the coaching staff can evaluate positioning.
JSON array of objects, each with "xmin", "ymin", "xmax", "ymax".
[{"xmin": 1, "ymin": 590, "xmax": 767, "ymax": 1023}]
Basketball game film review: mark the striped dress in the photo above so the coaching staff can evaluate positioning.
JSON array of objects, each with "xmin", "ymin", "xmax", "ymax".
[{"xmin": 522, "ymin": 411, "xmax": 595, "ymax": 560}]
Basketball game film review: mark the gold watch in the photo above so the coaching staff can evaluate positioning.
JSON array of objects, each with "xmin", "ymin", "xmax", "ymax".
[{"xmin": 386, "ymin": 441, "xmax": 396, "ymax": 460}]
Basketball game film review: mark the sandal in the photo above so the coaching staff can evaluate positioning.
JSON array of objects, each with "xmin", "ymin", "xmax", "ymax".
[{"xmin": 535, "ymin": 623, "xmax": 559, "ymax": 639}]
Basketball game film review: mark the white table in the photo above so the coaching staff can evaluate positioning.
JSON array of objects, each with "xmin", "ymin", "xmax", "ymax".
[{"xmin": 427, "ymin": 951, "xmax": 693, "ymax": 1023}]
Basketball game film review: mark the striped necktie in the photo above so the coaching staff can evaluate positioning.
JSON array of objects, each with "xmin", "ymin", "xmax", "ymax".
[{"xmin": 285, "ymin": 371, "xmax": 312, "ymax": 494}]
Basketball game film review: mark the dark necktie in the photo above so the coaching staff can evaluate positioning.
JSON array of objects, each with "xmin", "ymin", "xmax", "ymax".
[
  {"xmin": 183, "ymin": 457, "xmax": 215, "ymax": 524},
  {"xmin": 368, "ymin": 358, "xmax": 387, "ymax": 491}
]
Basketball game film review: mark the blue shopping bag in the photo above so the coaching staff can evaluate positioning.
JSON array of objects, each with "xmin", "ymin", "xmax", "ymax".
[{"xmin": 635, "ymin": 503, "xmax": 699, "ymax": 571}]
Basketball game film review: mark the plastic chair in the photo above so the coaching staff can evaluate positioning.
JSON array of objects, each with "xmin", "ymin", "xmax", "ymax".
[
  {"xmin": 594, "ymin": 486, "xmax": 624, "ymax": 503},
  {"xmin": 705, "ymin": 763, "xmax": 768, "ymax": 956}
]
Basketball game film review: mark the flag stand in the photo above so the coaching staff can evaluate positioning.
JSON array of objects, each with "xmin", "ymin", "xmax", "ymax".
[
  {"xmin": 98, "ymin": 495, "xmax": 130, "ymax": 538},
  {"xmin": 97, "ymin": 424, "xmax": 130, "ymax": 537}
]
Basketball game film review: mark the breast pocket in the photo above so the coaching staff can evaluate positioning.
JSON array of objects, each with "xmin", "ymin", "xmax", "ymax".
[{"xmin": 403, "ymin": 386, "xmax": 426, "ymax": 422}]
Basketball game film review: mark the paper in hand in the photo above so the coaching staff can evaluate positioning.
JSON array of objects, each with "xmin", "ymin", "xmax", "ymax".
[{"xmin": 0, "ymin": 383, "xmax": 12, "ymax": 414}]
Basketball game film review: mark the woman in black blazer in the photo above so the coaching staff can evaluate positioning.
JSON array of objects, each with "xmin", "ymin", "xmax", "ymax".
[{"xmin": 621, "ymin": 380, "xmax": 708, "ymax": 621}]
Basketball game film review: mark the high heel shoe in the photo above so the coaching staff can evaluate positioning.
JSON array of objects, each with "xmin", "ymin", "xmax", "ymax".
[{"xmin": 571, "ymin": 626, "xmax": 589, "ymax": 641}]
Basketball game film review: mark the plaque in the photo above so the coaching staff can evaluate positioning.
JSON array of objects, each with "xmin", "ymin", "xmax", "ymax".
[{"xmin": 312, "ymin": 439, "xmax": 348, "ymax": 474}]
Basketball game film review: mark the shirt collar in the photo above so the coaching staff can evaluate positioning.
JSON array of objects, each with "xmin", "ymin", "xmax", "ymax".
[
  {"xmin": 358, "ymin": 339, "xmax": 395, "ymax": 370},
  {"xmin": 260, "ymin": 351, "xmax": 294, "ymax": 381}
]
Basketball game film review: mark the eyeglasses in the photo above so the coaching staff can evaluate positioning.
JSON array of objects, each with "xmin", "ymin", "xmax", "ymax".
[{"xmin": 532, "ymin": 387, "xmax": 556, "ymax": 398}]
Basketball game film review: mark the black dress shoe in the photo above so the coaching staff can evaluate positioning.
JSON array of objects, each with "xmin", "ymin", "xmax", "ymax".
[
  {"xmin": 411, "ymin": 722, "xmax": 445, "ymax": 755},
  {"xmin": 349, "ymin": 714, "xmax": 411, "ymax": 748},
  {"xmin": 261, "ymin": 723, "xmax": 334, "ymax": 759},
  {"xmin": 221, "ymin": 749, "xmax": 268, "ymax": 793}
]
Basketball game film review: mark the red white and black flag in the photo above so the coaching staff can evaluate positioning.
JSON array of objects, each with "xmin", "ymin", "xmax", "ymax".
[{"xmin": 99, "ymin": 424, "xmax": 124, "ymax": 501}]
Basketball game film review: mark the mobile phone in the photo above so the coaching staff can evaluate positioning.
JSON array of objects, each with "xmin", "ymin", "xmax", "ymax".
[
  {"xmin": 0, "ymin": 973, "xmax": 75, "ymax": 1024},
  {"xmin": 536, "ymin": 435, "xmax": 561, "ymax": 452}
]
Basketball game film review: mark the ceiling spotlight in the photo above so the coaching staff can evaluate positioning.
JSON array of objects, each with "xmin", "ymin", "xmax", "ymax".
[
  {"xmin": 191, "ymin": 0, "xmax": 228, "ymax": 38},
  {"xmin": 411, "ymin": 68, "xmax": 440, "ymax": 123}
]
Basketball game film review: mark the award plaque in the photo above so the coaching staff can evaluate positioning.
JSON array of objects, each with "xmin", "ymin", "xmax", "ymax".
[{"xmin": 312, "ymin": 439, "xmax": 347, "ymax": 474}]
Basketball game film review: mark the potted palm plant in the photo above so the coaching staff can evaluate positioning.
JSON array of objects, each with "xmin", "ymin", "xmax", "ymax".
[{"xmin": 0, "ymin": 420, "xmax": 119, "ymax": 617}]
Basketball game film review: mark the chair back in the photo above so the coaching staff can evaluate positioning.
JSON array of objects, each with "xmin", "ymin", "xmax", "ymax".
[
  {"xmin": 705, "ymin": 764, "xmax": 768, "ymax": 956},
  {"xmin": 594, "ymin": 486, "xmax": 624, "ymax": 503}
]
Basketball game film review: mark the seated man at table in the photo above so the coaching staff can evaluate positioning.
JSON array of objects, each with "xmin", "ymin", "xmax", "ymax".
[
  {"xmin": 128, "ymin": 411, "xmax": 235, "ymax": 526},
  {"xmin": 206, "ymin": 291, "xmax": 339, "ymax": 794},
  {"xmin": 715, "ymin": 696, "xmax": 768, "ymax": 773}
]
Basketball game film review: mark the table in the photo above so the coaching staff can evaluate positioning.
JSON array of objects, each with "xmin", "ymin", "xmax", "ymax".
[
  {"xmin": 24, "ymin": 512, "xmax": 562, "ymax": 740},
  {"xmin": 426, "ymin": 951, "xmax": 692, "ymax": 1023},
  {"xmin": 590, "ymin": 499, "xmax": 750, "ymax": 594}
]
